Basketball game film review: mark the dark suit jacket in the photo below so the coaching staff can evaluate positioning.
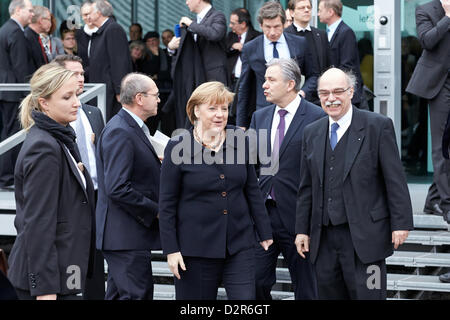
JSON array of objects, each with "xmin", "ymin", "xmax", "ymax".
[
  {"xmin": 406, "ymin": 0, "xmax": 450, "ymax": 100},
  {"xmin": 75, "ymin": 29, "xmax": 92, "ymax": 82},
  {"xmin": 295, "ymin": 107, "xmax": 414, "ymax": 264},
  {"xmin": 443, "ymin": 110, "xmax": 450, "ymax": 159},
  {"xmin": 328, "ymin": 21, "xmax": 364, "ymax": 105},
  {"xmin": 225, "ymin": 27, "xmax": 262, "ymax": 77},
  {"xmin": 186, "ymin": 7, "xmax": 228, "ymax": 84},
  {"xmin": 24, "ymin": 26, "xmax": 47, "ymax": 73},
  {"xmin": 8, "ymin": 125, "xmax": 95, "ymax": 297},
  {"xmin": 96, "ymin": 109, "xmax": 161, "ymax": 251},
  {"xmin": 236, "ymin": 33, "xmax": 319, "ymax": 127},
  {"xmin": 89, "ymin": 19, "xmax": 132, "ymax": 99},
  {"xmin": 82, "ymin": 104, "xmax": 105, "ymax": 144},
  {"xmin": 159, "ymin": 126, "xmax": 272, "ymax": 259},
  {"xmin": 0, "ymin": 19, "xmax": 31, "ymax": 102},
  {"xmin": 249, "ymin": 98, "xmax": 326, "ymax": 235}
]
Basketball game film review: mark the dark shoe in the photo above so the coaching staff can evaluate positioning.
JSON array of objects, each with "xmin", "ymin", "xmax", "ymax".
[
  {"xmin": 424, "ymin": 203, "xmax": 443, "ymax": 216},
  {"xmin": 439, "ymin": 272, "xmax": 450, "ymax": 283}
]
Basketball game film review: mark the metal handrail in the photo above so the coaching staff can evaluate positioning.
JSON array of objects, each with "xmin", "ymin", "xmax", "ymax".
[{"xmin": 0, "ymin": 83, "xmax": 106, "ymax": 157}]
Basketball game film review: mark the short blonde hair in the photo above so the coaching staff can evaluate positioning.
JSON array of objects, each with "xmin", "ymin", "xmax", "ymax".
[
  {"xmin": 186, "ymin": 82, "xmax": 235, "ymax": 125},
  {"xmin": 20, "ymin": 64, "xmax": 75, "ymax": 130}
]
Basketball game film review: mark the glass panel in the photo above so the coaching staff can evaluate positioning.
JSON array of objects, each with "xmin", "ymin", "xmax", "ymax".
[
  {"xmin": 401, "ymin": 0, "xmax": 431, "ymax": 178},
  {"xmin": 0, "ymin": 0, "xmax": 11, "ymax": 27},
  {"xmin": 247, "ymin": 0, "xmax": 267, "ymax": 31},
  {"xmin": 158, "ymin": 0, "xmax": 191, "ymax": 35},
  {"xmin": 137, "ymin": 0, "xmax": 156, "ymax": 34}
]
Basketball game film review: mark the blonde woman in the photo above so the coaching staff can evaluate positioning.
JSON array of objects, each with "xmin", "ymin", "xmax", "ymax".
[
  {"xmin": 8, "ymin": 64, "xmax": 95, "ymax": 300},
  {"xmin": 159, "ymin": 82, "xmax": 273, "ymax": 300}
]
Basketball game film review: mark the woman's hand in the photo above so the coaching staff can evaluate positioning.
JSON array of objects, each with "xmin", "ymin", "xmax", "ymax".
[
  {"xmin": 37, "ymin": 294, "xmax": 57, "ymax": 300},
  {"xmin": 167, "ymin": 252, "xmax": 186, "ymax": 280},
  {"xmin": 259, "ymin": 239, "xmax": 273, "ymax": 251}
]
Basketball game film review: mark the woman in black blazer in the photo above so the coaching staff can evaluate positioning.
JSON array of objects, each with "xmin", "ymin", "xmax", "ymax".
[
  {"xmin": 159, "ymin": 81, "xmax": 273, "ymax": 300},
  {"xmin": 8, "ymin": 64, "xmax": 95, "ymax": 300}
]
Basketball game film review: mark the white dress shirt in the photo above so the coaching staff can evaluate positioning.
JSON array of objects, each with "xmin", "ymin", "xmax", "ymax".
[
  {"xmin": 328, "ymin": 105, "xmax": 353, "ymax": 144},
  {"xmin": 293, "ymin": 22, "xmax": 312, "ymax": 32},
  {"xmin": 64, "ymin": 146, "xmax": 86, "ymax": 190},
  {"xmin": 271, "ymin": 94, "xmax": 302, "ymax": 151},
  {"xmin": 233, "ymin": 31, "xmax": 247, "ymax": 78},
  {"xmin": 70, "ymin": 106, "xmax": 98, "ymax": 189},
  {"xmin": 264, "ymin": 33, "xmax": 291, "ymax": 63}
]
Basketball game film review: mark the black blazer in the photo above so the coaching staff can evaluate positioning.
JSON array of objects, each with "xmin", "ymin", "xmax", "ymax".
[
  {"xmin": 328, "ymin": 21, "xmax": 364, "ymax": 105},
  {"xmin": 186, "ymin": 7, "xmax": 228, "ymax": 85},
  {"xmin": 24, "ymin": 26, "xmax": 47, "ymax": 73},
  {"xmin": 406, "ymin": 0, "xmax": 450, "ymax": 100},
  {"xmin": 443, "ymin": 110, "xmax": 450, "ymax": 159},
  {"xmin": 75, "ymin": 29, "xmax": 92, "ymax": 81},
  {"xmin": 82, "ymin": 103, "xmax": 105, "ymax": 144},
  {"xmin": 236, "ymin": 33, "xmax": 319, "ymax": 127},
  {"xmin": 295, "ymin": 108, "xmax": 414, "ymax": 264},
  {"xmin": 8, "ymin": 125, "xmax": 95, "ymax": 297},
  {"xmin": 249, "ymin": 98, "xmax": 326, "ymax": 235},
  {"xmin": 159, "ymin": 126, "xmax": 272, "ymax": 259},
  {"xmin": 88, "ymin": 19, "xmax": 132, "ymax": 97},
  {"xmin": 96, "ymin": 109, "xmax": 161, "ymax": 251},
  {"xmin": 0, "ymin": 19, "xmax": 31, "ymax": 102},
  {"xmin": 225, "ymin": 27, "xmax": 262, "ymax": 77}
]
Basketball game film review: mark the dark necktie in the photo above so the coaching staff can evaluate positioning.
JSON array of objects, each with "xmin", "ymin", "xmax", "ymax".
[
  {"xmin": 270, "ymin": 109, "xmax": 288, "ymax": 200},
  {"xmin": 272, "ymin": 41, "xmax": 279, "ymax": 59},
  {"xmin": 330, "ymin": 122, "xmax": 339, "ymax": 150}
]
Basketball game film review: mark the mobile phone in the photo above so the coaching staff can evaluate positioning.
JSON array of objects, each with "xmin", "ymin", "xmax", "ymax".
[{"xmin": 175, "ymin": 24, "xmax": 181, "ymax": 38}]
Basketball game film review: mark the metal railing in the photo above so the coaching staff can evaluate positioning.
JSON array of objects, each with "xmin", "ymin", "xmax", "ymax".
[{"xmin": 0, "ymin": 83, "xmax": 106, "ymax": 157}]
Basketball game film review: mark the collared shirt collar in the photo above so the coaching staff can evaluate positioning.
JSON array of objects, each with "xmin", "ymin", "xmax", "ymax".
[
  {"xmin": 99, "ymin": 17, "xmax": 109, "ymax": 29},
  {"xmin": 275, "ymin": 94, "xmax": 301, "ymax": 116},
  {"xmin": 328, "ymin": 104, "xmax": 353, "ymax": 135},
  {"xmin": 122, "ymin": 107, "xmax": 144, "ymax": 128},
  {"xmin": 293, "ymin": 22, "xmax": 311, "ymax": 32},
  {"xmin": 328, "ymin": 18, "xmax": 342, "ymax": 34},
  {"xmin": 84, "ymin": 24, "xmax": 98, "ymax": 36},
  {"xmin": 197, "ymin": 4, "xmax": 212, "ymax": 23},
  {"xmin": 11, "ymin": 18, "xmax": 24, "ymax": 31}
]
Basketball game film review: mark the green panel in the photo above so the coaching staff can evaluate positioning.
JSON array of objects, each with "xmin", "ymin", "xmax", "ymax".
[{"xmin": 0, "ymin": 1, "xmax": 11, "ymax": 26}]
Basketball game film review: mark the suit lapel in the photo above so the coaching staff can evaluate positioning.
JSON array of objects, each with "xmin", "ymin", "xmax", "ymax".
[
  {"xmin": 313, "ymin": 118, "xmax": 328, "ymax": 185},
  {"xmin": 343, "ymin": 107, "xmax": 365, "ymax": 181},
  {"xmin": 59, "ymin": 142, "xmax": 89, "ymax": 200},
  {"xmin": 284, "ymin": 33, "xmax": 297, "ymax": 60},
  {"xmin": 312, "ymin": 30, "xmax": 324, "ymax": 69},
  {"xmin": 119, "ymin": 109, "xmax": 160, "ymax": 161},
  {"xmin": 263, "ymin": 105, "xmax": 276, "ymax": 157},
  {"xmin": 330, "ymin": 21, "xmax": 343, "ymax": 46},
  {"xmin": 279, "ymin": 99, "xmax": 306, "ymax": 157}
]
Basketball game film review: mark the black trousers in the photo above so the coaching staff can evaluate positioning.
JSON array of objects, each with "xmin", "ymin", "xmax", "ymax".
[
  {"xmin": 314, "ymin": 224, "xmax": 387, "ymax": 300},
  {"xmin": 102, "ymin": 250, "xmax": 154, "ymax": 300},
  {"xmin": 0, "ymin": 101, "xmax": 21, "ymax": 187},
  {"xmin": 175, "ymin": 247, "xmax": 255, "ymax": 300},
  {"xmin": 425, "ymin": 76, "xmax": 450, "ymax": 211},
  {"xmin": 255, "ymin": 200, "xmax": 317, "ymax": 300}
]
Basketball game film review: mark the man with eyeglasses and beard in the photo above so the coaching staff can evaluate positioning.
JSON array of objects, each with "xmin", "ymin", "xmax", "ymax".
[{"xmin": 295, "ymin": 68, "xmax": 414, "ymax": 300}]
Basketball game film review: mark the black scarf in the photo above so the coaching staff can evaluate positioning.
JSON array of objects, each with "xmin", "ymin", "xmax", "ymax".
[{"xmin": 32, "ymin": 111, "xmax": 82, "ymax": 164}]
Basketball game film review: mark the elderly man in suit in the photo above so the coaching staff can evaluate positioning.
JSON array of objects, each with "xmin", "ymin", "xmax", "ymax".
[
  {"xmin": 52, "ymin": 54, "xmax": 106, "ymax": 300},
  {"xmin": 250, "ymin": 58, "xmax": 325, "ymax": 300},
  {"xmin": 406, "ymin": 0, "xmax": 450, "ymax": 222},
  {"xmin": 406, "ymin": 0, "xmax": 450, "ymax": 284},
  {"xmin": 236, "ymin": 1, "xmax": 319, "ymax": 129},
  {"xmin": 0, "ymin": 0, "xmax": 34, "ymax": 189},
  {"xmin": 318, "ymin": 0, "xmax": 366, "ymax": 109},
  {"xmin": 285, "ymin": 0, "xmax": 331, "ymax": 106},
  {"xmin": 96, "ymin": 73, "xmax": 161, "ymax": 300},
  {"xmin": 87, "ymin": 0, "xmax": 132, "ymax": 122},
  {"xmin": 295, "ymin": 68, "xmax": 414, "ymax": 299},
  {"xmin": 24, "ymin": 5, "xmax": 51, "ymax": 72}
]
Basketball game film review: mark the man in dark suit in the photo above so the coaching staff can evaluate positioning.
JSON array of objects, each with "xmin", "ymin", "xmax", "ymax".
[
  {"xmin": 52, "ymin": 54, "xmax": 106, "ymax": 300},
  {"xmin": 285, "ymin": 0, "xmax": 330, "ymax": 106},
  {"xmin": 24, "ymin": 6, "xmax": 51, "ymax": 73},
  {"xmin": 406, "ymin": 0, "xmax": 450, "ymax": 223},
  {"xmin": 226, "ymin": 8, "xmax": 261, "ymax": 125},
  {"xmin": 318, "ymin": 0, "xmax": 366, "ymax": 109},
  {"xmin": 87, "ymin": 0, "xmax": 132, "ymax": 122},
  {"xmin": 250, "ymin": 58, "xmax": 325, "ymax": 300},
  {"xmin": 172, "ymin": 0, "xmax": 228, "ymax": 85},
  {"xmin": 0, "ymin": 0, "xmax": 34, "ymax": 189},
  {"xmin": 75, "ymin": 1, "xmax": 98, "ymax": 82},
  {"xmin": 236, "ymin": 1, "xmax": 319, "ymax": 128},
  {"xmin": 295, "ymin": 68, "xmax": 414, "ymax": 299},
  {"xmin": 96, "ymin": 73, "xmax": 161, "ymax": 300}
]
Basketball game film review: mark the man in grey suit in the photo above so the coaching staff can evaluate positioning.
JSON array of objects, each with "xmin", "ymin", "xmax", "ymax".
[
  {"xmin": 406, "ymin": 0, "xmax": 450, "ymax": 222},
  {"xmin": 295, "ymin": 68, "xmax": 414, "ymax": 299},
  {"xmin": 0, "ymin": 0, "xmax": 34, "ymax": 189},
  {"xmin": 53, "ymin": 54, "xmax": 106, "ymax": 299}
]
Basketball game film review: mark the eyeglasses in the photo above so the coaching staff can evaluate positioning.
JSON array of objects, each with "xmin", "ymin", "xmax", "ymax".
[
  {"xmin": 318, "ymin": 87, "xmax": 351, "ymax": 98},
  {"xmin": 140, "ymin": 92, "xmax": 160, "ymax": 98}
]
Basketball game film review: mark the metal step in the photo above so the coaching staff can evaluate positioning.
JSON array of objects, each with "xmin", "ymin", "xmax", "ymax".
[
  {"xmin": 413, "ymin": 213, "xmax": 449, "ymax": 230},
  {"xmin": 405, "ymin": 230, "xmax": 450, "ymax": 246},
  {"xmin": 387, "ymin": 251, "xmax": 450, "ymax": 268},
  {"xmin": 387, "ymin": 274, "xmax": 450, "ymax": 292}
]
